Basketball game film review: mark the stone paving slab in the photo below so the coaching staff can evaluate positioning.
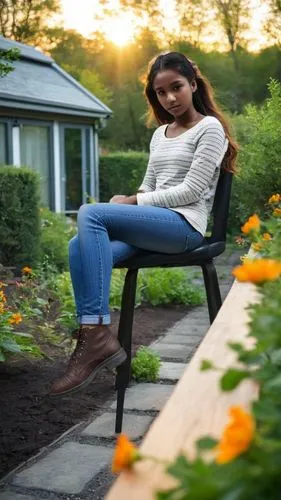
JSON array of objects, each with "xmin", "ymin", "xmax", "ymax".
[
  {"xmin": 82, "ymin": 413, "xmax": 153, "ymax": 440},
  {"xmin": 110, "ymin": 383, "xmax": 174, "ymax": 411},
  {"xmin": 12, "ymin": 442, "xmax": 113, "ymax": 494},
  {"xmin": 159, "ymin": 362, "xmax": 186, "ymax": 381},
  {"xmin": 150, "ymin": 342, "xmax": 194, "ymax": 361},
  {"xmin": 168, "ymin": 321, "xmax": 209, "ymax": 335},
  {"xmin": 160, "ymin": 334, "xmax": 203, "ymax": 345},
  {"xmin": 0, "ymin": 494, "xmax": 37, "ymax": 500}
]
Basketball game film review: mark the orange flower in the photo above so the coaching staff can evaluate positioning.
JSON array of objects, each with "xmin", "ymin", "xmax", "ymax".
[
  {"xmin": 268, "ymin": 193, "xmax": 281, "ymax": 204},
  {"xmin": 233, "ymin": 258, "xmax": 281, "ymax": 284},
  {"xmin": 216, "ymin": 406, "xmax": 255, "ymax": 464},
  {"xmin": 8, "ymin": 313, "xmax": 23, "ymax": 325},
  {"xmin": 241, "ymin": 214, "xmax": 260, "ymax": 235},
  {"xmin": 263, "ymin": 232, "xmax": 272, "ymax": 241},
  {"xmin": 273, "ymin": 208, "xmax": 281, "ymax": 217},
  {"xmin": 0, "ymin": 290, "xmax": 7, "ymax": 303},
  {"xmin": 112, "ymin": 434, "xmax": 140, "ymax": 473},
  {"xmin": 22, "ymin": 266, "xmax": 32, "ymax": 275}
]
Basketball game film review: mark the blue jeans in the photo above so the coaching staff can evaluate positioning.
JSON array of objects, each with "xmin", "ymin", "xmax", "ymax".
[{"xmin": 69, "ymin": 203, "xmax": 204, "ymax": 325}]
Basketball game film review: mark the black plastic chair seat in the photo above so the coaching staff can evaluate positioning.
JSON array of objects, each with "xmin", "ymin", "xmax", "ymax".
[{"xmin": 115, "ymin": 240, "xmax": 226, "ymax": 269}]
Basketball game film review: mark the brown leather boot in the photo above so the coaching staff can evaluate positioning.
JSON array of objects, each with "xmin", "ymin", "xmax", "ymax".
[{"xmin": 49, "ymin": 325, "xmax": 126, "ymax": 396}]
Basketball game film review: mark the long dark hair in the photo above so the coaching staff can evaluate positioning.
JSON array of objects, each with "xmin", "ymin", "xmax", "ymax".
[{"xmin": 145, "ymin": 52, "xmax": 238, "ymax": 173}]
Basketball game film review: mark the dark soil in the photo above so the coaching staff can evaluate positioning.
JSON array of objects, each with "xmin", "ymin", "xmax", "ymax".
[{"xmin": 0, "ymin": 305, "xmax": 187, "ymax": 479}]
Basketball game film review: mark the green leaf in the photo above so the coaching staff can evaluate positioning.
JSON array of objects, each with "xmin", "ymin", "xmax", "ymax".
[
  {"xmin": 1, "ymin": 339, "xmax": 21, "ymax": 353},
  {"xmin": 196, "ymin": 436, "xmax": 218, "ymax": 450},
  {"xmin": 220, "ymin": 369, "xmax": 250, "ymax": 391},
  {"xmin": 0, "ymin": 349, "xmax": 6, "ymax": 361},
  {"xmin": 264, "ymin": 374, "xmax": 281, "ymax": 389},
  {"xmin": 200, "ymin": 359, "xmax": 214, "ymax": 371}
]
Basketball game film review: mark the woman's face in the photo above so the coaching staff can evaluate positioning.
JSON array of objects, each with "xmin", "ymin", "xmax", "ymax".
[{"xmin": 153, "ymin": 69, "xmax": 197, "ymax": 118}]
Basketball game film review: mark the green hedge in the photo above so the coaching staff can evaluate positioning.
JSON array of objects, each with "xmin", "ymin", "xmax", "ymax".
[
  {"xmin": 99, "ymin": 151, "xmax": 149, "ymax": 202},
  {"xmin": 0, "ymin": 166, "xmax": 40, "ymax": 268}
]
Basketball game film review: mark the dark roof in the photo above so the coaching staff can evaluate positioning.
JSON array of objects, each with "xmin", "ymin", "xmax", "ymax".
[{"xmin": 0, "ymin": 37, "xmax": 112, "ymax": 118}]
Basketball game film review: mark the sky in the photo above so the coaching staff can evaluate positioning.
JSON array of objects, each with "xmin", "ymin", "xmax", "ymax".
[{"xmin": 60, "ymin": 0, "xmax": 270, "ymax": 52}]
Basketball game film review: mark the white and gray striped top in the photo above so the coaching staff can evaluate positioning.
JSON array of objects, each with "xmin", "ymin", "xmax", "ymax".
[{"xmin": 136, "ymin": 116, "xmax": 228, "ymax": 236}]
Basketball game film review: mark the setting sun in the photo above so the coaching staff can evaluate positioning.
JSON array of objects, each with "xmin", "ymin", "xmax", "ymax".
[{"xmin": 99, "ymin": 12, "xmax": 138, "ymax": 47}]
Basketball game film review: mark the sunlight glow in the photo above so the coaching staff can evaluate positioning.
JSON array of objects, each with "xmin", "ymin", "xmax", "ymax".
[
  {"xmin": 61, "ymin": 0, "xmax": 272, "ymax": 52},
  {"xmin": 99, "ymin": 12, "xmax": 138, "ymax": 47}
]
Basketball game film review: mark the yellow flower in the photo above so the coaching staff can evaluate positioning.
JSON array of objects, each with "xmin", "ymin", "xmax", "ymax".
[
  {"xmin": 241, "ymin": 214, "xmax": 260, "ymax": 235},
  {"xmin": 8, "ymin": 313, "xmax": 23, "ymax": 325},
  {"xmin": 233, "ymin": 258, "xmax": 281, "ymax": 284},
  {"xmin": 216, "ymin": 406, "xmax": 255, "ymax": 464},
  {"xmin": 0, "ymin": 290, "xmax": 7, "ymax": 303},
  {"xmin": 252, "ymin": 242, "xmax": 262, "ymax": 252},
  {"xmin": 0, "ymin": 302, "xmax": 5, "ymax": 313},
  {"xmin": 0, "ymin": 281, "xmax": 4, "ymax": 288},
  {"xmin": 263, "ymin": 232, "xmax": 272, "ymax": 241},
  {"xmin": 273, "ymin": 208, "xmax": 281, "ymax": 217},
  {"xmin": 112, "ymin": 434, "xmax": 140, "ymax": 473},
  {"xmin": 22, "ymin": 266, "xmax": 32, "ymax": 275},
  {"xmin": 268, "ymin": 193, "xmax": 281, "ymax": 204}
]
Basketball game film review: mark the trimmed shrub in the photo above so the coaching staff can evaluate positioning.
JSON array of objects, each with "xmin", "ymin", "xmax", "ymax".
[
  {"xmin": 99, "ymin": 151, "xmax": 149, "ymax": 202},
  {"xmin": 0, "ymin": 166, "xmax": 40, "ymax": 268}
]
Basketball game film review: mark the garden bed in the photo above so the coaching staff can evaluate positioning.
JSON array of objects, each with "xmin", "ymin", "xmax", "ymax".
[{"xmin": 0, "ymin": 304, "xmax": 187, "ymax": 479}]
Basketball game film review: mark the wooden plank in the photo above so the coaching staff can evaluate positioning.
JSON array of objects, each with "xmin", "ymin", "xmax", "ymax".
[{"xmin": 106, "ymin": 279, "xmax": 259, "ymax": 500}]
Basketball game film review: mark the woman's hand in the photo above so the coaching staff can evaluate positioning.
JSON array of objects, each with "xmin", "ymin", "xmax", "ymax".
[
  {"xmin": 109, "ymin": 195, "xmax": 137, "ymax": 205},
  {"xmin": 109, "ymin": 195, "xmax": 127, "ymax": 204}
]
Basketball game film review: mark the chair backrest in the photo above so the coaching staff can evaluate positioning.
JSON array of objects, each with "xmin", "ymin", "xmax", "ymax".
[{"xmin": 210, "ymin": 169, "xmax": 233, "ymax": 242}]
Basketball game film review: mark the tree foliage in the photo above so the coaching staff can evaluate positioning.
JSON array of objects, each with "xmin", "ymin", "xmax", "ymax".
[
  {"xmin": 0, "ymin": 0, "xmax": 61, "ymax": 44},
  {"xmin": 0, "ymin": 47, "xmax": 19, "ymax": 77}
]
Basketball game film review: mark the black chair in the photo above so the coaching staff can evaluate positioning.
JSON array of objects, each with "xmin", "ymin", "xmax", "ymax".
[{"xmin": 114, "ymin": 170, "xmax": 233, "ymax": 433}]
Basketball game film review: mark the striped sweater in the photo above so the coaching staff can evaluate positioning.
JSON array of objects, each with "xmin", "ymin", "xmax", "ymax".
[{"xmin": 136, "ymin": 116, "xmax": 228, "ymax": 236}]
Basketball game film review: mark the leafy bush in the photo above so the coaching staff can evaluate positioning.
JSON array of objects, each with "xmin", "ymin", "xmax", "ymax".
[
  {"xmin": 0, "ymin": 280, "xmax": 41, "ymax": 361},
  {"xmin": 131, "ymin": 346, "xmax": 161, "ymax": 382},
  {"xmin": 99, "ymin": 151, "xmax": 149, "ymax": 202},
  {"xmin": 40, "ymin": 208, "xmax": 76, "ymax": 272},
  {"xmin": 140, "ymin": 268, "xmax": 205, "ymax": 307},
  {"xmin": 0, "ymin": 166, "xmax": 40, "ymax": 268},
  {"xmin": 229, "ymin": 79, "xmax": 281, "ymax": 234},
  {"xmin": 110, "ymin": 267, "xmax": 204, "ymax": 310},
  {"xmin": 54, "ymin": 271, "xmax": 78, "ymax": 331}
]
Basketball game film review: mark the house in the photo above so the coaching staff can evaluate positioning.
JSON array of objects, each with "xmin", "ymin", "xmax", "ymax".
[{"xmin": 0, "ymin": 36, "xmax": 112, "ymax": 213}]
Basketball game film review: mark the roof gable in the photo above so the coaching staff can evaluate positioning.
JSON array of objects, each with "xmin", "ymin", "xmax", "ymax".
[{"xmin": 0, "ymin": 37, "xmax": 112, "ymax": 117}]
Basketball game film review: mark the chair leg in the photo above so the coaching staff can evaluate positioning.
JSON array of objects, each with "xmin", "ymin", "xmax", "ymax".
[
  {"xmin": 201, "ymin": 260, "xmax": 222, "ymax": 324},
  {"xmin": 115, "ymin": 268, "xmax": 138, "ymax": 434}
]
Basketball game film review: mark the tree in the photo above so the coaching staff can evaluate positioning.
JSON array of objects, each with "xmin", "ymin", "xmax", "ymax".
[
  {"xmin": 263, "ymin": 0, "xmax": 281, "ymax": 47},
  {"xmin": 0, "ymin": 48, "xmax": 19, "ymax": 77},
  {"xmin": 175, "ymin": 0, "xmax": 213, "ymax": 48},
  {"xmin": 0, "ymin": 0, "xmax": 60, "ymax": 44},
  {"xmin": 78, "ymin": 69, "xmax": 113, "ymax": 106},
  {"xmin": 212, "ymin": 0, "xmax": 250, "ymax": 69}
]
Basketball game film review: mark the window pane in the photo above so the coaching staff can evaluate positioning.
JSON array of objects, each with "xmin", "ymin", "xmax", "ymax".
[
  {"xmin": 0, "ymin": 123, "xmax": 7, "ymax": 164},
  {"xmin": 20, "ymin": 126, "xmax": 50, "ymax": 207},
  {"xmin": 64, "ymin": 128, "xmax": 82, "ymax": 211}
]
